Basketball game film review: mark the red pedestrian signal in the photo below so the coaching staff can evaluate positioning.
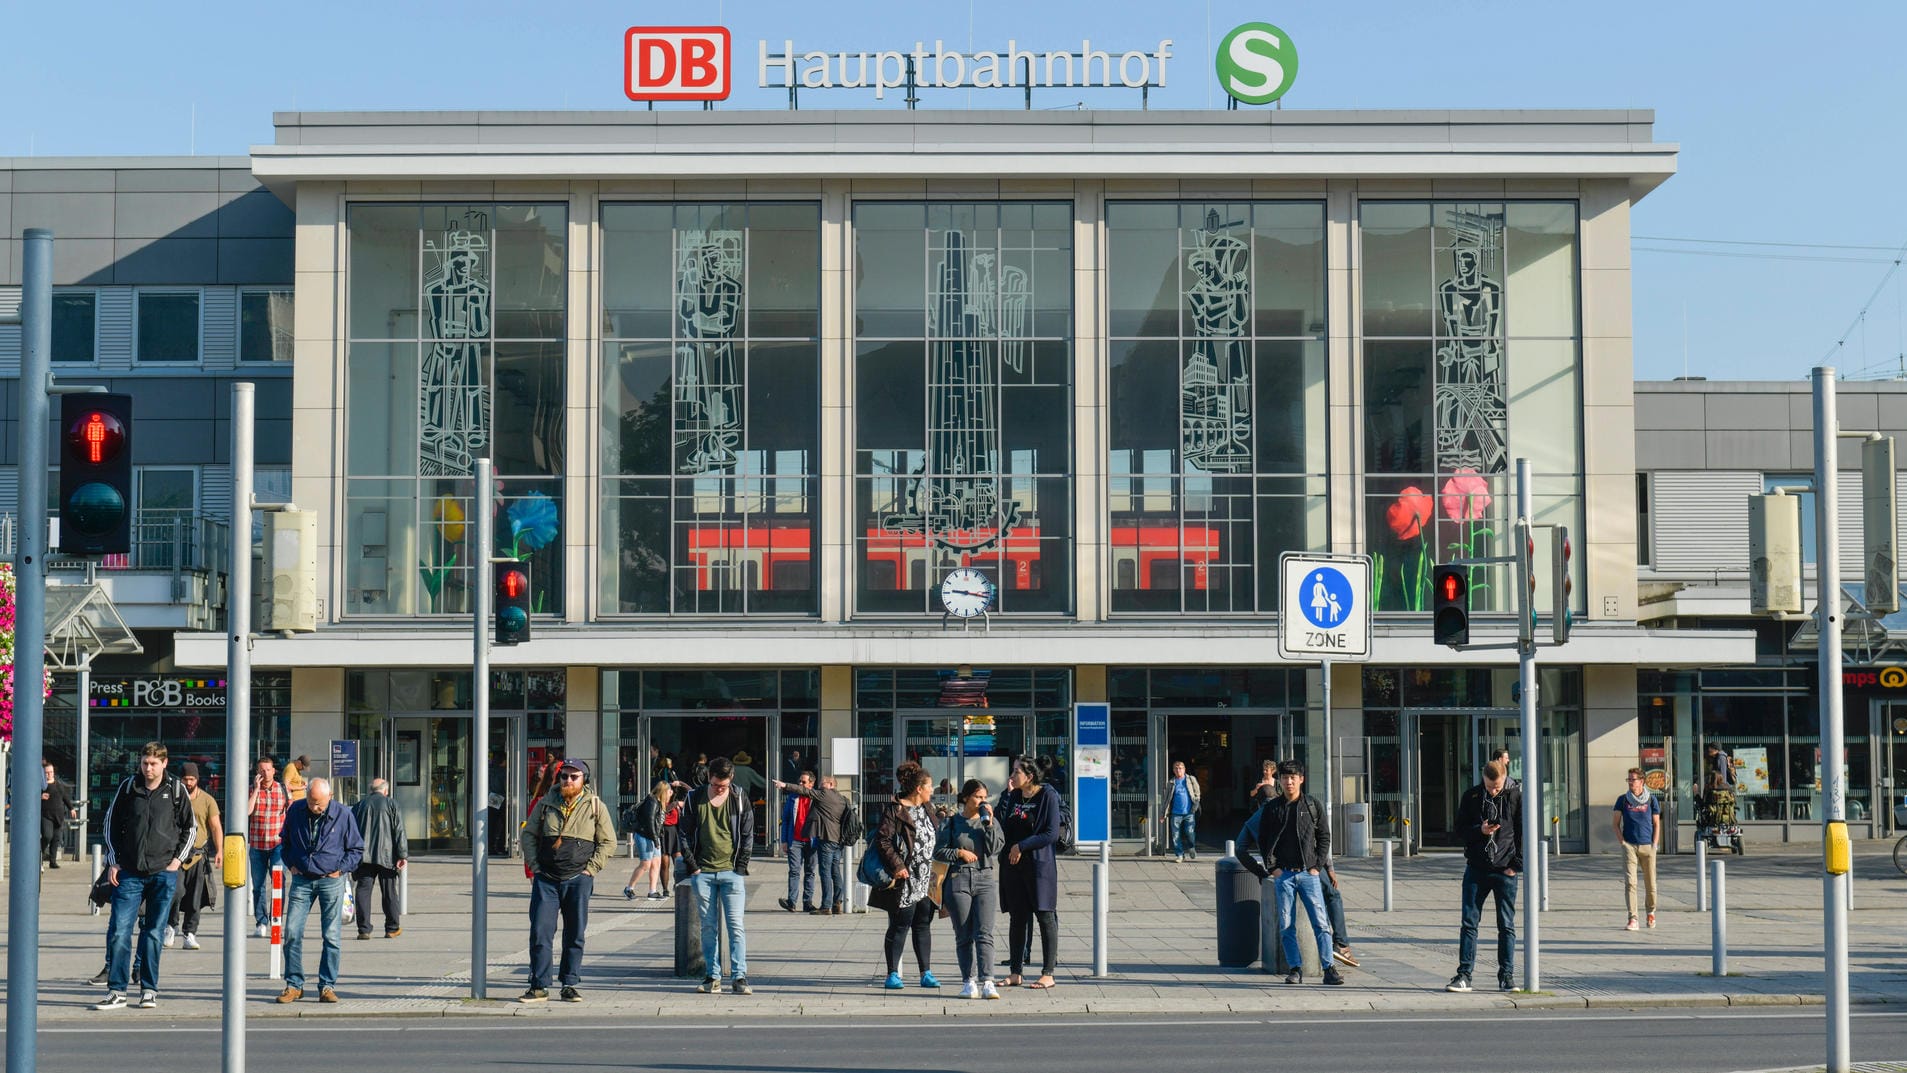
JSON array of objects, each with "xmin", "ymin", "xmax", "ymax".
[
  {"xmin": 494, "ymin": 561, "xmax": 532, "ymax": 645},
  {"xmin": 1433, "ymin": 564, "xmax": 1469, "ymax": 647},
  {"xmin": 58, "ymin": 394, "xmax": 134, "ymax": 555}
]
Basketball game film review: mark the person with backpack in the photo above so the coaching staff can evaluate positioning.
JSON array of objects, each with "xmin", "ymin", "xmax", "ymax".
[
  {"xmin": 997, "ymin": 756, "xmax": 1062, "ymax": 989},
  {"xmin": 677, "ymin": 756, "xmax": 755, "ymax": 995},
  {"xmin": 621, "ymin": 781, "xmax": 671, "ymax": 901},
  {"xmin": 1447, "ymin": 758, "xmax": 1522, "ymax": 993},
  {"xmin": 93, "ymin": 742, "xmax": 197, "ymax": 1011},
  {"xmin": 1235, "ymin": 759, "xmax": 1343, "ymax": 987},
  {"xmin": 775, "ymin": 772, "xmax": 853, "ymax": 915},
  {"xmin": 871, "ymin": 761, "xmax": 941, "ymax": 990}
]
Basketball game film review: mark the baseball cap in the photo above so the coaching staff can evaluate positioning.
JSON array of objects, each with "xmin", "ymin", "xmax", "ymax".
[{"xmin": 558, "ymin": 757, "xmax": 589, "ymax": 778}]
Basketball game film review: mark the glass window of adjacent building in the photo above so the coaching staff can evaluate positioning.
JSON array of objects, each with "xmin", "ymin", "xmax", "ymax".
[
  {"xmin": 599, "ymin": 202, "xmax": 821, "ymax": 615},
  {"xmin": 343, "ymin": 203, "xmax": 568, "ymax": 616},
  {"xmin": 52, "ymin": 291, "xmax": 96, "ymax": 363},
  {"xmin": 1361, "ymin": 201, "xmax": 1583, "ymax": 614},
  {"xmin": 1107, "ymin": 202, "xmax": 1327, "ymax": 613},
  {"xmin": 240, "ymin": 288, "xmax": 294, "ymax": 362},
  {"xmin": 137, "ymin": 290, "xmax": 200, "ymax": 362},
  {"xmin": 854, "ymin": 202, "xmax": 1073, "ymax": 615}
]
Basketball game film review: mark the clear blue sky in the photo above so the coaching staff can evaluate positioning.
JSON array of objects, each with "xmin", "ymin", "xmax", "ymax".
[{"xmin": 4, "ymin": 0, "xmax": 1903, "ymax": 383}]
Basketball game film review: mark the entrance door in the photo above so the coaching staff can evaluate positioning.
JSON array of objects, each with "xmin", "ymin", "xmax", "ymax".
[
  {"xmin": 1410, "ymin": 709, "xmax": 1521, "ymax": 850},
  {"xmin": 389, "ymin": 716, "xmax": 474, "ymax": 854},
  {"xmin": 639, "ymin": 714, "xmax": 772, "ymax": 850},
  {"xmin": 1884, "ymin": 701, "xmax": 1907, "ymax": 835},
  {"xmin": 1154, "ymin": 710, "xmax": 1288, "ymax": 854},
  {"xmin": 896, "ymin": 713, "xmax": 1029, "ymax": 812}
]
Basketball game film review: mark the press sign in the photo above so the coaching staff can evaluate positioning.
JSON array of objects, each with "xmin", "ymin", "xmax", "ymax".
[{"xmin": 626, "ymin": 26, "xmax": 732, "ymax": 101}]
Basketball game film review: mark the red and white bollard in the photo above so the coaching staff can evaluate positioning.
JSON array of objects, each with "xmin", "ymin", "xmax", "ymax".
[{"xmin": 269, "ymin": 862, "xmax": 285, "ymax": 980}]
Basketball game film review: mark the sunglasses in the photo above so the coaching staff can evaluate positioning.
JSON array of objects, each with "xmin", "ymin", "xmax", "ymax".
[{"xmin": 559, "ymin": 772, "xmax": 585, "ymax": 781}]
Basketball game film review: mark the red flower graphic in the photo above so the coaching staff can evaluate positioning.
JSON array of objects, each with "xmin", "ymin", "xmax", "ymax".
[
  {"xmin": 1386, "ymin": 486, "xmax": 1432, "ymax": 541},
  {"xmin": 1440, "ymin": 469, "xmax": 1493, "ymax": 522}
]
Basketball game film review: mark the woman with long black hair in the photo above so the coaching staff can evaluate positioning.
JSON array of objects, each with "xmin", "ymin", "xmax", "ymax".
[{"xmin": 998, "ymin": 756, "xmax": 1061, "ymax": 989}]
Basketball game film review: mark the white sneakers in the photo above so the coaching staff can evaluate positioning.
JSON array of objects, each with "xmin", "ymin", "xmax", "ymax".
[
  {"xmin": 255, "ymin": 923, "xmax": 270, "ymax": 938},
  {"xmin": 981, "ymin": 979, "xmax": 1001, "ymax": 1000},
  {"xmin": 956, "ymin": 979, "xmax": 1002, "ymax": 999},
  {"xmin": 162, "ymin": 926, "xmax": 177, "ymax": 948},
  {"xmin": 183, "ymin": 933, "xmax": 201, "ymax": 951},
  {"xmin": 958, "ymin": 980, "xmax": 979, "ymax": 999}
]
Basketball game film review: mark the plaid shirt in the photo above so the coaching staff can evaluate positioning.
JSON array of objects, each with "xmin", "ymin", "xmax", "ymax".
[{"xmin": 248, "ymin": 780, "xmax": 289, "ymax": 849}]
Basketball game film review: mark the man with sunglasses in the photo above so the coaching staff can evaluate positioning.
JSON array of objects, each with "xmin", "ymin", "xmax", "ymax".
[
  {"xmin": 1613, "ymin": 767, "xmax": 1661, "ymax": 931},
  {"xmin": 518, "ymin": 758, "xmax": 617, "ymax": 1004}
]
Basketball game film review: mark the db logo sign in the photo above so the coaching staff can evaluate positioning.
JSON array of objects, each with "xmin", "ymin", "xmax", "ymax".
[{"xmin": 626, "ymin": 26, "xmax": 731, "ymax": 101}]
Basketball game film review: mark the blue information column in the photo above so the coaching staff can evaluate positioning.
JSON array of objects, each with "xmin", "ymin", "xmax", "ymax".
[
  {"xmin": 1073, "ymin": 701, "xmax": 1113, "ymax": 976},
  {"xmin": 330, "ymin": 739, "xmax": 359, "ymax": 780}
]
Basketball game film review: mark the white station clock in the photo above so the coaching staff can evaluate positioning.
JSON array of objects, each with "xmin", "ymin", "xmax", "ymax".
[{"xmin": 939, "ymin": 567, "xmax": 996, "ymax": 619}]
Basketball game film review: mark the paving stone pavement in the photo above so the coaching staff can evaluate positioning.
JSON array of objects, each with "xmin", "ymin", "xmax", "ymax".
[{"xmin": 4, "ymin": 841, "xmax": 1904, "ymax": 1020}]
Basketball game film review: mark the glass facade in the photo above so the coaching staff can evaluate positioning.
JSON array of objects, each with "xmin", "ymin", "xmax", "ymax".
[
  {"xmin": 854, "ymin": 202, "xmax": 1073, "ymax": 614},
  {"xmin": 344, "ymin": 203, "xmax": 568, "ymax": 616},
  {"xmin": 600, "ymin": 203, "xmax": 822, "ymax": 615},
  {"xmin": 1107, "ymin": 202, "xmax": 1328, "ymax": 613},
  {"xmin": 853, "ymin": 669, "xmax": 1072, "ymax": 797},
  {"xmin": 1361, "ymin": 202, "xmax": 1583, "ymax": 614}
]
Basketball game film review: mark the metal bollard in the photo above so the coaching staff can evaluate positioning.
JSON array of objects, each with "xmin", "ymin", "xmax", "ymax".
[
  {"xmin": 1710, "ymin": 858, "xmax": 1727, "ymax": 977},
  {"xmin": 1846, "ymin": 850, "xmax": 1854, "ymax": 912},
  {"xmin": 400, "ymin": 863, "xmax": 410, "ymax": 917},
  {"xmin": 1695, "ymin": 839, "xmax": 1708, "ymax": 911},
  {"xmin": 1092, "ymin": 841, "xmax": 1110, "ymax": 978},
  {"xmin": 1539, "ymin": 837, "xmax": 1551, "ymax": 911},
  {"xmin": 629, "ymin": 832, "xmax": 637, "ymax": 859},
  {"xmin": 91, "ymin": 844, "xmax": 102, "ymax": 881},
  {"xmin": 1225, "ymin": 839, "xmax": 1236, "ymax": 859},
  {"xmin": 1382, "ymin": 840, "xmax": 1395, "ymax": 912}
]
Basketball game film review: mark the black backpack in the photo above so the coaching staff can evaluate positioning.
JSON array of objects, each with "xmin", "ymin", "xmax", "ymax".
[{"xmin": 1054, "ymin": 791, "xmax": 1076, "ymax": 856}]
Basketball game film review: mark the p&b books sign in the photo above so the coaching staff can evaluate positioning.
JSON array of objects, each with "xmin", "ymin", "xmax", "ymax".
[{"xmin": 91, "ymin": 675, "xmax": 229, "ymax": 711}]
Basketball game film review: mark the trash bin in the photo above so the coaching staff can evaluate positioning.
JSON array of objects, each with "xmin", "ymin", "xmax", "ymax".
[
  {"xmin": 1262, "ymin": 877, "xmax": 1324, "ymax": 977},
  {"xmin": 1343, "ymin": 803, "xmax": 1371, "ymax": 859},
  {"xmin": 1214, "ymin": 856, "xmax": 1261, "ymax": 967},
  {"xmin": 673, "ymin": 881, "xmax": 705, "ymax": 978}
]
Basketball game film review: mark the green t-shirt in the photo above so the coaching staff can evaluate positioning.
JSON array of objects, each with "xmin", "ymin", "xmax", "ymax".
[{"xmin": 696, "ymin": 794, "xmax": 735, "ymax": 873}]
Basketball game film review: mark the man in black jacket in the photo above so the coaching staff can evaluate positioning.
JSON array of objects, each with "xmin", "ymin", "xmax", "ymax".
[
  {"xmin": 41, "ymin": 759, "xmax": 76, "ymax": 868},
  {"xmin": 1447, "ymin": 758, "xmax": 1522, "ymax": 994},
  {"xmin": 1235, "ymin": 759, "xmax": 1343, "ymax": 987},
  {"xmin": 93, "ymin": 742, "xmax": 197, "ymax": 1011},
  {"xmin": 351, "ymin": 778, "xmax": 409, "ymax": 939},
  {"xmin": 678, "ymin": 756, "xmax": 755, "ymax": 995}
]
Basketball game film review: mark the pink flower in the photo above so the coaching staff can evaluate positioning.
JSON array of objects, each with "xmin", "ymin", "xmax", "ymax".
[
  {"xmin": 1440, "ymin": 469, "xmax": 1493, "ymax": 522},
  {"xmin": 1387, "ymin": 487, "xmax": 1433, "ymax": 541}
]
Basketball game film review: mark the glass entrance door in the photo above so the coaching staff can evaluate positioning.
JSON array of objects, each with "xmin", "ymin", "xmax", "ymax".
[
  {"xmin": 637, "ymin": 713, "xmax": 772, "ymax": 850},
  {"xmin": 1409, "ymin": 709, "xmax": 1521, "ymax": 850},
  {"xmin": 896, "ymin": 713, "xmax": 1029, "ymax": 811},
  {"xmin": 389, "ymin": 716, "xmax": 474, "ymax": 854}
]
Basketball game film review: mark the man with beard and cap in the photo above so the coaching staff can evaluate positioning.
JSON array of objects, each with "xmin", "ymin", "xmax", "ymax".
[
  {"xmin": 164, "ymin": 762, "xmax": 222, "ymax": 951},
  {"xmin": 518, "ymin": 757, "xmax": 617, "ymax": 1003}
]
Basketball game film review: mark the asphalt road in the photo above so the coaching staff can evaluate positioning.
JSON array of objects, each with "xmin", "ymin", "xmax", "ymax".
[{"xmin": 27, "ymin": 1008, "xmax": 1907, "ymax": 1073}]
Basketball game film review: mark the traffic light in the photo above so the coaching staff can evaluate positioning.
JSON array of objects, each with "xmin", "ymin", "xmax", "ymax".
[
  {"xmin": 493, "ymin": 560, "xmax": 532, "ymax": 645},
  {"xmin": 1515, "ymin": 519, "xmax": 1537, "ymax": 645},
  {"xmin": 58, "ymin": 393, "xmax": 134, "ymax": 555},
  {"xmin": 1432, "ymin": 564, "xmax": 1469, "ymax": 647},
  {"xmin": 1551, "ymin": 525, "xmax": 1574, "ymax": 645}
]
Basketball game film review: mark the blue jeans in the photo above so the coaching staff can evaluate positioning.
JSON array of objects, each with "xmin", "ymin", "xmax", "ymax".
[
  {"xmin": 692, "ymin": 870, "xmax": 748, "ymax": 980},
  {"xmin": 283, "ymin": 873, "xmax": 346, "ymax": 992},
  {"xmin": 786, "ymin": 840, "xmax": 817, "ymax": 907},
  {"xmin": 1457, "ymin": 865, "xmax": 1518, "ymax": 980},
  {"xmin": 1323, "ymin": 871, "xmax": 1350, "ymax": 944},
  {"xmin": 1170, "ymin": 814, "xmax": 1197, "ymax": 857},
  {"xmin": 816, "ymin": 841, "xmax": 845, "ymax": 910},
  {"xmin": 249, "ymin": 845, "xmax": 282, "ymax": 926},
  {"xmin": 106, "ymin": 869, "xmax": 177, "ymax": 994},
  {"xmin": 1273, "ymin": 869, "xmax": 1334, "ymax": 971},
  {"xmin": 528, "ymin": 872, "xmax": 593, "ymax": 989}
]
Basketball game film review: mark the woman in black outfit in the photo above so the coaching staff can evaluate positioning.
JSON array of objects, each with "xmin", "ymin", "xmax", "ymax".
[
  {"xmin": 997, "ymin": 756, "xmax": 1062, "ymax": 989},
  {"xmin": 875, "ymin": 761, "xmax": 941, "ymax": 989}
]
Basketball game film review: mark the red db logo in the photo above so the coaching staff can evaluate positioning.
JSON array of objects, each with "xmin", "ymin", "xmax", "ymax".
[{"xmin": 626, "ymin": 27, "xmax": 731, "ymax": 101}]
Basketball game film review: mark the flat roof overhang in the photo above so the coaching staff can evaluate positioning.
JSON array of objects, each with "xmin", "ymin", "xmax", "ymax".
[
  {"xmin": 249, "ymin": 108, "xmax": 1678, "ymax": 201},
  {"xmin": 173, "ymin": 622, "xmax": 1750, "ymax": 671}
]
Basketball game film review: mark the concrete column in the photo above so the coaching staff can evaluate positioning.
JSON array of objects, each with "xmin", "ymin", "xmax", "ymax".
[
  {"xmin": 565, "ymin": 183, "xmax": 598, "ymax": 622},
  {"xmin": 288, "ymin": 668, "xmax": 346, "ymax": 772},
  {"xmin": 1579, "ymin": 178, "xmax": 1638, "ymax": 623},
  {"xmin": 1072, "ymin": 180, "xmax": 1107, "ymax": 622},
  {"xmin": 1075, "ymin": 665, "xmax": 1108, "ymax": 704},
  {"xmin": 1325, "ymin": 179, "xmax": 1359, "ymax": 555},
  {"xmin": 819, "ymin": 665, "xmax": 854, "ymax": 791},
  {"xmin": 289, "ymin": 182, "xmax": 345, "ymax": 623},
  {"xmin": 820, "ymin": 180, "xmax": 852, "ymax": 624},
  {"xmin": 566, "ymin": 666, "xmax": 601, "ymax": 774},
  {"xmin": 1585, "ymin": 664, "xmax": 1640, "ymax": 854}
]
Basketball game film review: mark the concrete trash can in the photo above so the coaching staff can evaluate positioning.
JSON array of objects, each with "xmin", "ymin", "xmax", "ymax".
[
  {"xmin": 1343, "ymin": 803, "xmax": 1371, "ymax": 859},
  {"xmin": 1261, "ymin": 877, "xmax": 1324, "ymax": 977},
  {"xmin": 1214, "ymin": 856, "xmax": 1261, "ymax": 967},
  {"xmin": 673, "ymin": 881, "xmax": 705, "ymax": 978}
]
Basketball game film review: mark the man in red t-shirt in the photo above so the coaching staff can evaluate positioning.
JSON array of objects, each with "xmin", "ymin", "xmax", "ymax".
[
  {"xmin": 777, "ymin": 770, "xmax": 818, "ymax": 912},
  {"xmin": 246, "ymin": 757, "xmax": 290, "ymax": 937}
]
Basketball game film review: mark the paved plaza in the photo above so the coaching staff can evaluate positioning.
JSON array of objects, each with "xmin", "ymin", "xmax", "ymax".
[{"xmin": 3, "ymin": 841, "xmax": 1903, "ymax": 1020}]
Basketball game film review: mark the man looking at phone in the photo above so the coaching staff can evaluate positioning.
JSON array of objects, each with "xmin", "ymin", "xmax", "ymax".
[
  {"xmin": 247, "ymin": 757, "xmax": 289, "ymax": 937},
  {"xmin": 1447, "ymin": 759, "xmax": 1521, "ymax": 994}
]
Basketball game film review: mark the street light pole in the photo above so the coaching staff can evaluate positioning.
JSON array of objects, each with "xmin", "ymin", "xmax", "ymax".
[
  {"xmin": 471, "ymin": 458, "xmax": 492, "ymax": 1000},
  {"xmin": 1515, "ymin": 457, "xmax": 1540, "ymax": 994},
  {"xmin": 1812, "ymin": 367, "xmax": 1850, "ymax": 1073},
  {"xmin": 223, "ymin": 382, "xmax": 256, "ymax": 1073}
]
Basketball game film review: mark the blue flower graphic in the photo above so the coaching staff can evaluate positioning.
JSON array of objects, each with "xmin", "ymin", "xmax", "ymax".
[{"xmin": 505, "ymin": 492, "xmax": 560, "ymax": 556}]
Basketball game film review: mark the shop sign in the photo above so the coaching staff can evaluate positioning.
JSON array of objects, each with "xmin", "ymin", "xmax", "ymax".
[
  {"xmin": 1215, "ymin": 21, "xmax": 1299, "ymax": 106},
  {"xmin": 759, "ymin": 39, "xmax": 1175, "ymax": 99},
  {"xmin": 1842, "ymin": 665, "xmax": 1907, "ymax": 692},
  {"xmin": 90, "ymin": 675, "xmax": 228, "ymax": 710},
  {"xmin": 626, "ymin": 26, "xmax": 733, "ymax": 101}
]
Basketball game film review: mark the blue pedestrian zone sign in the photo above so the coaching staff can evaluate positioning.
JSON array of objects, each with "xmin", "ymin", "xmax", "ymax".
[{"xmin": 1278, "ymin": 554, "xmax": 1372, "ymax": 661}]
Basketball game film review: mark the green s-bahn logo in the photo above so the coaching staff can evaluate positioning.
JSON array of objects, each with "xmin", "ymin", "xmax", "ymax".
[{"xmin": 1215, "ymin": 22, "xmax": 1299, "ymax": 106}]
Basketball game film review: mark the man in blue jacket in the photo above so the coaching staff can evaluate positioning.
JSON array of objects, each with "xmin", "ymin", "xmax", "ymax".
[
  {"xmin": 275, "ymin": 778, "xmax": 364, "ymax": 1004},
  {"xmin": 777, "ymin": 770, "xmax": 819, "ymax": 912}
]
